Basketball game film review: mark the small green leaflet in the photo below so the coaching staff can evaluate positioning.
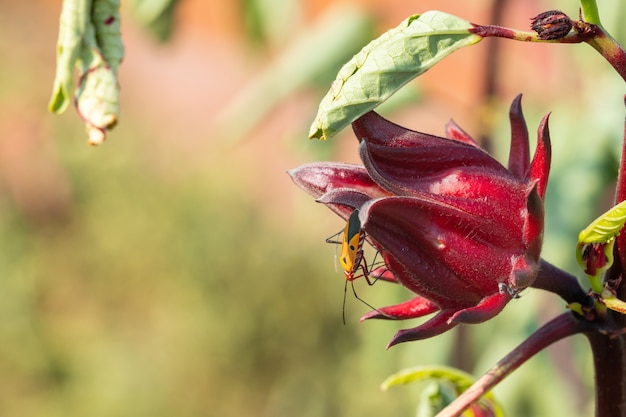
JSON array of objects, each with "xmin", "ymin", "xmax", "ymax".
[
  {"xmin": 578, "ymin": 200, "xmax": 626, "ymax": 244},
  {"xmin": 309, "ymin": 11, "xmax": 482, "ymax": 140},
  {"xmin": 576, "ymin": 200, "xmax": 626, "ymax": 297}
]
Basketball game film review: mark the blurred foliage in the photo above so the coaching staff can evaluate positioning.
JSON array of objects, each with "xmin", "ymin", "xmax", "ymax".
[
  {"xmin": 127, "ymin": 0, "xmax": 179, "ymax": 42},
  {"xmin": 2, "ymin": 0, "xmax": 626, "ymax": 416},
  {"xmin": 243, "ymin": 0, "xmax": 303, "ymax": 48},
  {"xmin": 381, "ymin": 365, "xmax": 504, "ymax": 417},
  {"xmin": 211, "ymin": 2, "xmax": 376, "ymax": 146},
  {"xmin": 0, "ymin": 129, "xmax": 407, "ymax": 417}
]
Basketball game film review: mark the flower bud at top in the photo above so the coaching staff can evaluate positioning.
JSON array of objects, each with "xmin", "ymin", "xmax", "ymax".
[{"xmin": 531, "ymin": 10, "xmax": 573, "ymax": 40}]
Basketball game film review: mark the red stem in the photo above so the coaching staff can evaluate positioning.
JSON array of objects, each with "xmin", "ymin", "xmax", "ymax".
[
  {"xmin": 615, "ymin": 97, "xmax": 626, "ymax": 271},
  {"xmin": 587, "ymin": 332, "xmax": 626, "ymax": 417},
  {"xmin": 585, "ymin": 33, "xmax": 626, "ymax": 83},
  {"xmin": 470, "ymin": 22, "xmax": 626, "ymax": 82},
  {"xmin": 469, "ymin": 23, "xmax": 594, "ymax": 43},
  {"xmin": 436, "ymin": 313, "xmax": 591, "ymax": 417},
  {"xmin": 532, "ymin": 259, "xmax": 589, "ymax": 305},
  {"xmin": 590, "ymin": 96, "xmax": 626, "ymax": 417}
]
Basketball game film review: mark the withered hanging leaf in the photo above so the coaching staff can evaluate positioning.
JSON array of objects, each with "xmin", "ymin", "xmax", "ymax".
[
  {"xmin": 49, "ymin": 0, "xmax": 124, "ymax": 145},
  {"xmin": 48, "ymin": 0, "xmax": 90, "ymax": 114}
]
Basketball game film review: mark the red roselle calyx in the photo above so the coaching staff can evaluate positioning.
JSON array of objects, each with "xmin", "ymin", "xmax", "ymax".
[
  {"xmin": 578, "ymin": 242, "xmax": 610, "ymax": 277},
  {"xmin": 289, "ymin": 95, "xmax": 552, "ymax": 347}
]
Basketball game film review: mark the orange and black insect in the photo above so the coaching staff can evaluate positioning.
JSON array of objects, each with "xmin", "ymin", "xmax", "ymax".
[
  {"xmin": 336, "ymin": 210, "xmax": 372, "ymax": 283},
  {"xmin": 327, "ymin": 210, "xmax": 385, "ymax": 322}
]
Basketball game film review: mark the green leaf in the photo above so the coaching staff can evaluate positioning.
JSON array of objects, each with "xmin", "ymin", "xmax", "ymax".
[
  {"xmin": 381, "ymin": 366, "xmax": 504, "ymax": 417},
  {"xmin": 381, "ymin": 365, "xmax": 474, "ymax": 392},
  {"xmin": 415, "ymin": 381, "xmax": 459, "ymax": 417},
  {"xmin": 309, "ymin": 10, "xmax": 482, "ymax": 140},
  {"xmin": 578, "ymin": 200, "xmax": 626, "ymax": 244}
]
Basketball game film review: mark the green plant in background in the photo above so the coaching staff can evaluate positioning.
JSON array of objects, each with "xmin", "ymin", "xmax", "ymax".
[
  {"xmin": 291, "ymin": 1, "xmax": 626, "ymax": 416},
  {"xmin": 381, "ymin": 366, "xmax": 504, "ymax": 417}
]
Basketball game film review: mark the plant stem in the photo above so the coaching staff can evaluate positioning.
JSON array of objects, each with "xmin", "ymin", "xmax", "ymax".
[
  {"xmin": 436, "ymin": 313, "xmax": 591, "ymax": 417},
  {"xmin": 580, "ymin": 0, "xmax": 602, "ymax": 26},
  {"xmin": 532, "ymin": 259, "xmax": 589, "ymax": 305},
  {"xmin": 469, "ymin": 24, "xmax": 592, "ymax": 44},
  {"xmin": 470, "ymin": 20, "xmax": 626, "ymax": 82},
  {"xmin": 584, "ymin": 31, "xmax": 626, "ymax": 82},
  {"xmin": 592, "ymin": 96, "xmax": 626, "ymax": 417},
  {"xmin": 586, "ymin": 332, "xmax": 626, "ymax": 416},
  {"xmin": 615, "ymin": 100, "xmax": 626, "ymax": 273}
]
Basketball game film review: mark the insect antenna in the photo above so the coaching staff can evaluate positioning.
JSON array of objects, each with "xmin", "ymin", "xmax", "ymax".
[
  {"xmin": 342, "ymin": 279, "xmax": 348, "ymax": 325},
  {"xmin": 325, "ymin": 229, "xmax": 343, "ymax": 245}
]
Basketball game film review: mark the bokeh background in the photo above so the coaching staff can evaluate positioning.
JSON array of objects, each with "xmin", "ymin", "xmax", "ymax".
[{"xmin": 1, "ymin": 0, "xmax": 625, "ymax": 416}]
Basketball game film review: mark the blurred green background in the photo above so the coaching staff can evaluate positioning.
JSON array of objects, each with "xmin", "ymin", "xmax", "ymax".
[{"xmin": 1, "ymin": 0, "xmax": 625, "ymax": 416}]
